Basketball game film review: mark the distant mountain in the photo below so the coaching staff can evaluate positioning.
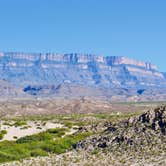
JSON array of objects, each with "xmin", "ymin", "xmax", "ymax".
[{"xmin": 0, "ymin": 52, "xmax": 165, "ymax": 101}]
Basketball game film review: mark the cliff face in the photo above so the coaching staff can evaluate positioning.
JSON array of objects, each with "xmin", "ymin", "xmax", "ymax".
[
  {"xmin": 0, "ymin": 52, "xmax": 165, "ymax": 89},
  {"xmin": 0, "ymin": 52, "xmax": 158, "ymax": 70}
]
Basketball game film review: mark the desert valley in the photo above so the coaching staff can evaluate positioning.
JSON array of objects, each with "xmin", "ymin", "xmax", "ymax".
[{"xmin": 0, "ymin": 53, "xmax": 165, "ymax": 165}]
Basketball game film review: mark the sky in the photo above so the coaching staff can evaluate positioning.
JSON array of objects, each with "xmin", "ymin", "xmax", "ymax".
[{"xmin": 0, "ymin": 0, "xmax": 166, "ymax": 71}]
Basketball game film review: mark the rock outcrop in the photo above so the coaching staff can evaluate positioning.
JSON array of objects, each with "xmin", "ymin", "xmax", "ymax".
[{"xmin": 74, "ymin": 105, "xmax": 166, "ymax": 151}]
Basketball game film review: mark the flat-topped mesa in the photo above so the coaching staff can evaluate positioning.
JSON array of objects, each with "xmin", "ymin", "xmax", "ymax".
[
  {"xmin": 106, "ymin": 56, "xmax": 164, "ymax": 80},
  {"xmin": 105, "ymin": 56, "xmax": 158, "ymax": 71},
  {"xmin": 0, "ymin": 52, "xmax": 164, "ymax": 88},
  {"xmin": 0, "ymin": 52, "xmax": 158, "ymax": 71}
]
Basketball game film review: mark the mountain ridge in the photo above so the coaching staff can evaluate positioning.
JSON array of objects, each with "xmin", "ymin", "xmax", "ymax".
[
  {"xmin": 0, "ymin": 52, "xmax": 164, "ymax": 86},
  {"xmin": 0, "ymin": 52, "xmax": 159, "ymax": 71},
  {"xmin": 0, "ymin": 52, "xmax": 165, "ymax": 101}
]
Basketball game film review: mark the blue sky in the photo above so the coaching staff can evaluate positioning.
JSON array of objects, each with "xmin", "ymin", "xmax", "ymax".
[{"xmin": 0, "ymin": 0, "xmax": 166, "ymax": 71}]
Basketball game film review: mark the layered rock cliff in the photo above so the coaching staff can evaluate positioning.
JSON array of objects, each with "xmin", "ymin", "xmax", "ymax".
[{"xmin": 0, "ymin": 52, "xmax": 165, "ymax": 90}]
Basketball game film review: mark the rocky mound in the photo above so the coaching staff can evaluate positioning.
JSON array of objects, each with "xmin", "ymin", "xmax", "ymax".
[
  {"xmin": 130, "ymin": 105, "xmax": 166, "ymax": 134},
  {"xmin": 74, "ymin": 105, "xmax": 166, "ymax": 151}
]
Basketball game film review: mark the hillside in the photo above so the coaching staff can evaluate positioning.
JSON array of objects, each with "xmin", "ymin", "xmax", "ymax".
[{"xmin": 1, "ymin": 105, "xmax": 165, "ymax": 166}]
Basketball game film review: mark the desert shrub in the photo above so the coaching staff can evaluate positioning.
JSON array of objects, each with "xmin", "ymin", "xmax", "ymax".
[
  {"xmin": 63, "ymin": 121, "xmax": 73, "ymax": 128},
  {"xmin": 3, "ymin": 122, "xmax": 12, "ymax": 126},
  {"xmin": 0, "ymin": 127, "xmax": 92, "ymax": 163},
  {"xmin": 30, "ymin": 149, "xmax": 47, "ymax": 157},
  {"xmin": 1, "ymin": 130, "xmax": 7, "ymax": 135},
  {"xmin": 20, "ymin": 126, "xmax": 31, "ymax": 130},
  {"xmin": 0, "ymin": 130, "xmax": 7, "ymax": 140},
  {"xmin": 13, "ymin": 121, "xmax": 27, "ymax": 127},
  {"xmin": 0, "ymin": 134, "xmax": 3, "ymax": 140},
  {"xmin": 16, "ymin": 132, "xmax": 53, "ymax": 143},
  {"xmin": 0, "ymin": 141, "xmax": 30, "ymax": 162},
  {"xmin": 47, "ymin": 128, "xmax": 67, "ymax": 137}
]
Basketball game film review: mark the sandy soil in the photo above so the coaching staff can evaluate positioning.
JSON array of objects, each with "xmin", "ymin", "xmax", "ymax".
[{"xmin": 0, "ymin": 121, "xmax": 64, "ymax": 141}]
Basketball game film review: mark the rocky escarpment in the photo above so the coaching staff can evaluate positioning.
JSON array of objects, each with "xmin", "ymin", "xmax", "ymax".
[
  {"xmin": 0, "ymin": 52, "xmax": 165, "ymax": 100},
  {"xmin": 0, "ymin": 52, "xmax": 165, "ymax": 88},
  {"xmin": 74, "ymin": 105, "xmax": 166, "ymax": 151}
]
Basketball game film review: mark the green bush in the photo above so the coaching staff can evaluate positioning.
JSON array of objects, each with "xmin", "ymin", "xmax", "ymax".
[
  {"xmin": 13, "ymin": 121, "xmax": 27, "ymax": 127},
  {"xmin": 47, "ymin": 128, "xmax": 67, "ymax": 137},
  {"xmin": 3, "ymin": 122, "xmax": 12, "ymax": 126},
  {"xmin": 0, "ymin": 130, "xmax": 7, "ymax": 140},
  {"xmin": 0, "ymin": 134, "xmax": 3, "ymax": 140},
  {"xmin": 1, "ymin": 130, "xmax": 7, "ymax": 135},
  {"xmin": 64, "ymin": 121, "xmax": 73, "ymax": 128},
  {"xmin": 16, "ymin": 132, "xmax": 53, "ymax": 143},
  {"xmin": 0, "ymin": 128, "xmax": 92, "ymax": 163},
  {"xmin": 30, "ymin": 149, "xmax": 47, "ymax": 157}
]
